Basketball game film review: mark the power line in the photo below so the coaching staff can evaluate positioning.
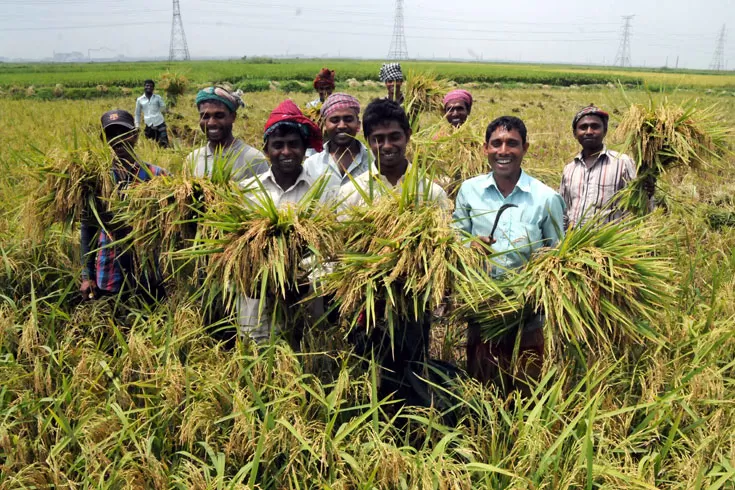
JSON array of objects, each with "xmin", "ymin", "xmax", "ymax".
[
  {"xmin": 169, "ymin": 0, "xmax": 190, "ymax": 61},
  {"xmin": 387, "ymin": 0, "xmax": 408, "ymax": 60},
  {"xmin": 614, "ymin": 15, "xmax": 634, "ymax": 67},
  {"xmin": 709, "ymin": 24, "xmax": 726, "ymax": 71}
]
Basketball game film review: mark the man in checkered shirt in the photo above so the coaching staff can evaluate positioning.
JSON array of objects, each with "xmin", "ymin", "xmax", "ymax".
[{"xmin": 79, "ymin": 109, "xmax": 168, "ymax": 302}]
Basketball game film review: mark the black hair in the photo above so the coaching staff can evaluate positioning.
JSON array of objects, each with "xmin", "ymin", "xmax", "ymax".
[
  {"xmin": 362, "ymin": 98, "xmax": 410, "ymax": 138},
  {"xmin": 485, "ymin": 116, "xmax": 528, "ymax": 145},
  {"xmin": 264, "ymin": 123, "xmax": 308, "ymax": 150},
  {"xmin": 144, "ymin": 79, "xmax": 155, "ymax": 87}
]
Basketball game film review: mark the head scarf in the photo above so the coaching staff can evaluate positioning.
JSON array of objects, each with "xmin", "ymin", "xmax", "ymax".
[
  {"xmin": 313, "ymin": 68, "xmax": 335, "ymax": 90},
  {"xmin": 379, "ymin": 63, "xmax": 404, "ymax": 82},
  {"xmin": 321, "ymin": 93, "xmax": 360, "ymax": 119},
  {"xmin": 195, "ymin": 86, "xmax": 243, "ymax": 113},
  {"xmin": 264, "ymin": 100, "xmax": 323, "ymax": 153},
  {"xmin": 443, "ymin": 89, "xmax": 473, "ymax": 110},
  {"xmin": 572, "ymin": 105, "xmax": 609, "ymax": 130}
]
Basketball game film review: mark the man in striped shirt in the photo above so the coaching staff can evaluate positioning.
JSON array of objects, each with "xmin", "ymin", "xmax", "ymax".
[{"xmin": 559, "ymin": 106, "xmax": 638, "ymax": 229}]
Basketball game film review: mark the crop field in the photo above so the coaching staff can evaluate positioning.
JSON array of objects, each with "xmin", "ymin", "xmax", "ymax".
[{"xmin": 1, "ymin": 61, "xmax": 735, "ymax": 488}]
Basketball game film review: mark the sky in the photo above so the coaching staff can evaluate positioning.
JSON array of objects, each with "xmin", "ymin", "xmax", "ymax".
[{"xmin": 0, "ymin": 0, "xmax": 733, "ymax": 70}]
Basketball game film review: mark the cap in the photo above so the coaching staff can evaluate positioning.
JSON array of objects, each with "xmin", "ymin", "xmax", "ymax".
[{"xmin": 101, "ymin": 109, "xmax": 135, "ymax": 131}]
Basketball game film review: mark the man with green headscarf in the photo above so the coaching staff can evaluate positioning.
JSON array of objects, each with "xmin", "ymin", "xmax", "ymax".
[{"xmin": 187, "ymin": 86, "xmax": 268, "ymax": 181}]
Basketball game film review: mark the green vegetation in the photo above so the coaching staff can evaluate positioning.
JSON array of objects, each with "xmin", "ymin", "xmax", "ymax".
[{"xmin": 1, "ymin": 78, "xmax": 735, "ymax": 487}]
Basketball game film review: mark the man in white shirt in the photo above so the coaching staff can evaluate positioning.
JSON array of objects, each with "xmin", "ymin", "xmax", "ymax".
[
  {"xmin": 339, "ymin": 98, "xmax": 449, "ymax": 211},
  {"xmin": 238, "ymin": 100, "xmax": 328, "ymax": 345},
  {"xmin": 187, "ymin": 86, "xmax": 268, "ymax": 182},
  {"xmin": 134, "ymin": 79, "xmax": 169, "ymax": 148},
  {"xmin": 303, "ymin": 93, "xmax": 371, "ymax": 189}
]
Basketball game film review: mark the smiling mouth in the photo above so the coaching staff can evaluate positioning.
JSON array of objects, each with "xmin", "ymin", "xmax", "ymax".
[{"xmin": 495, "ymin": 158, "xmax": 512, "ymax": 165}]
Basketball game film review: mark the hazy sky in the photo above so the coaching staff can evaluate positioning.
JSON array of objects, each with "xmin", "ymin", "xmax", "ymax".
[{"xmin": 0, "ymin": 0, "xmax": 733, "ymax": 69}]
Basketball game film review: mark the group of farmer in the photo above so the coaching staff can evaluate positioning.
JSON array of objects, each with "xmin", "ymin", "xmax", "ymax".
[{"xmin": 83, "ymin": 62, "xmax": 648, "ymax": 393}]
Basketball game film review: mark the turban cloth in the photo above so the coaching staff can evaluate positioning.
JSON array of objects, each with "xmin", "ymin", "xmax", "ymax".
[
  {"xmin": 379, "ymin": 63, "xmax": 404, "ymax": 82},
  {"xmin": 313, "ymin": 68, "xmax": 335, "ymax": 90},
  {"xmin": 572, "ymin": 105, "xmax": 609, "ymax": 130},
  {"xmin": 443, "ymin": 89, "xmax": 473, "ymax": 110},
  {"xmin": 264, "ymin": 100, "xmax": 323, "ymax": 153},
  {"xmin": 321, "ymin": 93, "xmax": 360, "ymax": 118},
  {"xmin": 195, "ymin": 86, "xmax": 243, "ymax": 113}
]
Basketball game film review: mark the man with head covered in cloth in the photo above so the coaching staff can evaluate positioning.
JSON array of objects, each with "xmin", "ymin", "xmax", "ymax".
[
  {"xmin": 559, "ymin": 105, "xmax": 653, "ymax": 229},
  {"xmin": 379, "ymin": 62, "xmax": 405, "ymax": 105},
  {"xmin": 307, "ymin": 68, "xmax": 336, "ymax": 109},
  {"xmin": 237, "ymin": 100, "xmax": 328, "ymax": 346},
  {"xmin": 187, "ymin": 86, "xmax": 268, "ymax": 182},
  {"xmin": 303, "ymin": 93, "xmax": 372, "ymax": 189},
  {"xmin": 443, "ymin": 89, "xmax": 473, "ymax": 128}
]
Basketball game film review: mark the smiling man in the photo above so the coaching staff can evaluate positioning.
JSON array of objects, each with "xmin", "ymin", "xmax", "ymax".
[
  {"xmin": 443, "ymin": 89, "xmax": 473, "ymax": 128},
  {"xmin": 237, "ymin": 99, "xmax": 325, "ymax": 345},
  {"xmin": 559, "ymin": 105, "xmax": 643, "ymax": 229},
  {"xmin": 187, "ymin": 86, "xmax": 268, "ymax": 182},
  {"xmin": 453, "ymin": 115, "xmax": 564, "ymax": 386},
  {"xmin": 303, "ymin": 93, "xmax": 371, "ymax": 188},
  {"xmin": 339, "ymin": 98, "xmax": 448, "ymax": 209}
]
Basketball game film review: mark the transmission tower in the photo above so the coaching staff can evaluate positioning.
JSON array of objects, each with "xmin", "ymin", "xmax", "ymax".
[
  {"xmin": 709, "ymin": 24, "xmax": 726, "ymax": 71},
  {"xmin": 387, "ymin": 0, "xmax": 408, "ymax": 60},
  {"xmin": 613, "ymin": 15, "xmax": 634, "ymax": 67},
  {"xmin": 169, "ymin": 0, "xmax": 190, "ymax": 61}
]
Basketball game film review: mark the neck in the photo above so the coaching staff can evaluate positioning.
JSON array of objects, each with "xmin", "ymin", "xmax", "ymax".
[
  {"xmin": 582, "ymin": 145, "xmax": 604, "ymax": 162},
  {"xmin": 209, "ymin": 135, "xmax": 235, "ymax": 151},
  {"xmin": 271, "ymin": 165, "xmax": 301, "ymax": 190},
  {"xmin": 329, "ymin": 140, "xmax": 360, "ymax": 174},
  {"xmin": 494, "ymin": 171, "xmax": 521, "ymax": 198},
  {"xmin": 381, "ymin": 159, "xmax": 408, "ymax": 186}
]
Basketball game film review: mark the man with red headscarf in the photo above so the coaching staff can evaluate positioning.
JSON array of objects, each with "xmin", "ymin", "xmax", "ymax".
[
  {"xmin": 237, "ymin": 100, "xmax": 330, "ymax": 345},
  {"xmin": 307, "ymin": 68, "xmax": 335, "ymax": 109},
  {"xmin": 443, "ymin": 89, "xmax": 473, "ymax": 128}
]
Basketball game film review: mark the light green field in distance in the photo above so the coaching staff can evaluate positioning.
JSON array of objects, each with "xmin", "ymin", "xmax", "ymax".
[{"xmin": 1, "ymin": 59, "xmax": 735, "ymax": 90}]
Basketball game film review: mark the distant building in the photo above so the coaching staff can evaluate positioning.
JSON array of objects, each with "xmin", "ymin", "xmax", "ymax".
[{"xmin": 52, "ymin": 51, "xmax": 87, "ymax": 62}]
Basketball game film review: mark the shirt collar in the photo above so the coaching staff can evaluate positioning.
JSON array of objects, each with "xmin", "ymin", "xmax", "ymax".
[
  {"xmin": 574, "ymin": 145, "xmax": 609, "ymax": 165},
  {"xmin": 484, "ymin": 169, "xmax": 531, "ymax": 194},
  {"xmin": 260, "ymin": 165, "xmax": 313, "ymax": 193}
]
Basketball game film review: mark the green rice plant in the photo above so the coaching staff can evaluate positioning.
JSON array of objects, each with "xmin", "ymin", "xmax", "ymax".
[
  {"xmin": 614, "ymin": 98, "xmax": 732, "ymax": 215},
  {"xmin": 158, "ymin": 71, "xmax": 189, "ymax": 106}
]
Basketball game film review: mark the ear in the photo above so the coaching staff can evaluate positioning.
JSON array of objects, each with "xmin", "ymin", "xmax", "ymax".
[
  {"xmin": 483, "ymin": 141, "xmax": 491, "ymax": 156},
  {"xmin": 522, "ymin": 142, "xmax": 530, "ymax": 154},
  {"xmin": 406, "ymin": 128, "xmax": 412, "ymax": 140}
]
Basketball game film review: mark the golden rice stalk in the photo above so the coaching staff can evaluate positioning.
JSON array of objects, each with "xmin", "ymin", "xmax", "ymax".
[
  {"xmin": 321, "ymin": 168, "xmax": 480, "ymax": 332},
  {"xmin": 303, "ymin": 103, "xmax": 323, "ymax": 127},
  {"xmin": 413, "ymin": 120, "xmax": 487, "ymax": 199},
  {"xmin": 614, "ymin": 99, "xmax": 732, "ymax": 215},
  {"xmin": 512, "ymin": 217, "xmax": 671, "ymax": 361},
  {"xmin": 203, "ymin": 178, "xmax": 340, "ymax": 304},
  {"xmin": 111, "ymin": 175, "xmax": 226, "ymax": 275},
  {"xmin": 402, "ymin": 71, "xmax": 451, "ymax": 130},
  {"xmin": 30, "ymin": 142, "xmax": 114, "ymax": 230}
]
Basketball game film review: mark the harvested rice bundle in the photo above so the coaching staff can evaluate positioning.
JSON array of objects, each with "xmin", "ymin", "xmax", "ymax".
[
  {"xmin": 614, "ymin": 99, "xmax": 731, "ymax": 215},
  {"xmin": 322, "ymin": 171, "xmax": 480, "ymax": 332},
  {"xmin": 112, "ymin": 175, "xmax": 225, "ymax": 275},
  {"xmin": 31, "ymin": 142, "xmax": 114, "ymax": 230},
  {"xmin": 402, "ymin": 71, "xmax": 451, "ymax": 130},
  {"xmin": 303, "ymin": 103, "xmax": 323, "ymax": 127},
  {"xmin": 456, "ymin": 217, "xmax": 673, "ymax": 363},
  {"xmin": 203, "ymin": 179, "xmax": 340, "ymax": 305},
  {"xmin": 413, "ymin": 120, "xmax": 486, "ymax": 199}
]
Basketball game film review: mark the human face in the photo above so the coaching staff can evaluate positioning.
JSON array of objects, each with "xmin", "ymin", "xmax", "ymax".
[
  {"xmin": 318, "ymin": 87, "xmax": 333, "ymax": 102},
  {"xmin": 266, "ymin": 132, "xmax": 306, "ymax": 176},
  {"xmin": 385, "ymin": 80, "xmax": 402, "ymax": 101},
  {"xmin": 144, "ymin": 82, "xmax": 154, "ymax": 96},
  {"xmin": 324, "ymin": 109, "xmax": 360, "ymax": 148},
  {"xmin": 367, "ymin": 121, "xmax": 410, "ymax": 171},
  {"xmin": 445, "ymin": 102, "xmax": 469, "ymax": 127},
  {"xmin": 198, "ymin": 101, "xmax": 236, "ymax": 146},
  {"xmin": 484, "ymin": 127, "xmax": 528, "ymax": 183},
  {"xmin": 105, "ymin": 125, "xmax": 138, "ymax": 162},
  {"xmin": 574, "ymin": 115, "xmax": 606, "ymax": 153}
]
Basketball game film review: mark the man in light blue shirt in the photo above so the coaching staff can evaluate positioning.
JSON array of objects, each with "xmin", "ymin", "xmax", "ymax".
[
  {"xmin": 453, "ymin": 115, "xmax": 565, "ymax": 387},
  {"xmin": 134, "ymin": 79, "xmax": 169, "ymax": 148}
]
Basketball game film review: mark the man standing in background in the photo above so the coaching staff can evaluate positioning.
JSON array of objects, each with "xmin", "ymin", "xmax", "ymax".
[
  {"xmin": 134, "ymin": 79, "xmax": 169, "ymax": 148},
  {"xmin": 307, "ymin": 68, "xmax": 335, "ymax": 109}
]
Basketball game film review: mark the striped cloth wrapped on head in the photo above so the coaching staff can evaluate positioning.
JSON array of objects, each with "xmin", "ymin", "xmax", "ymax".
[
  {"xmin": 320, "ymin": 93, "xmax": 360, "ymax": 118},
  {"xmin": 195, "ymin": 86, "xmax": 244, "ymax": 113}
]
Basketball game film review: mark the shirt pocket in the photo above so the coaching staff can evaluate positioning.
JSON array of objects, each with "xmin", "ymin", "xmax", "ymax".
[{"xmin": 496, "ymin": 210, "xmax": 542, "ymax": 260}]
